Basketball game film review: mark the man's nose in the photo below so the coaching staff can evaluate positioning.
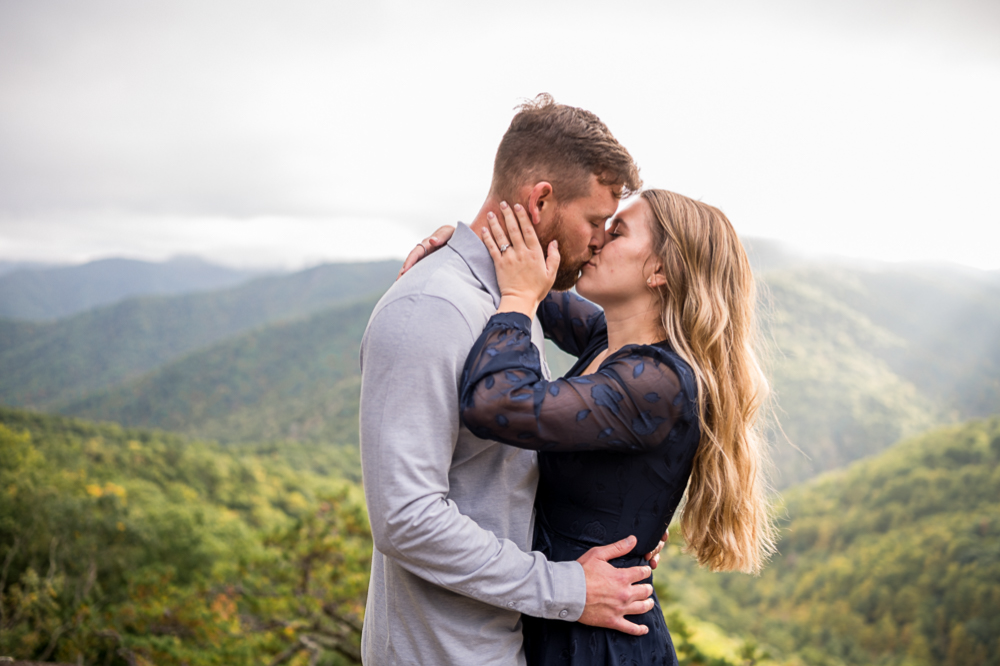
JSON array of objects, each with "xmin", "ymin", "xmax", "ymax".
[{"xmin": 592, "ymin": 228, "xmax": 607, "ymax": 249}]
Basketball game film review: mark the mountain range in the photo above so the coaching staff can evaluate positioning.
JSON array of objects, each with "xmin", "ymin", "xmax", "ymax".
[
  {"xmin": 0, "ymin": 260, "xmax": 399, "ymax": 409},
  {"xmin": 0, "ymin": 256, "xmax": 274, "ymax": 321},
  {"xmin": 656, "ymin": 415, "xmax": 1000, "ymax": 665},
  {"xmin": 1, "ymin": 248, "xmax": 998, "ymax": 487}
]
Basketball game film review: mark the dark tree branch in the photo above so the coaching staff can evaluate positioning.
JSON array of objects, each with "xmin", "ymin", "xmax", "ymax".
[
  {"xmin": 321, "ymin": 603, "xmax": 363, "ymax": 634},
  {"xmin": 0, "ymin": 537, "xmax": 21, "ymax": 627},
  {"xmin": 267, "ymin": 639, "xmax": 304, "ymax": 666}
]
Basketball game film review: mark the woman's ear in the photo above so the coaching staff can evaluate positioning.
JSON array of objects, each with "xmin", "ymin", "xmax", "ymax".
[
  {"xmin": 646, "ymin": 262, "xmax": 667, "ymax": 289},
  {"xmin": 527, "ymin": 181, "xmax": 553, "ymax": 226}
]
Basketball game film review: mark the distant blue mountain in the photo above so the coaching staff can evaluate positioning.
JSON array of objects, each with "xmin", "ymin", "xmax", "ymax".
[
  {"xmin": 0, "ymin": 260, "xmax": 400, "ymax": 409},
  {"xmin": 0, "ymin": 260, "xmax": 63, "ymax": 278},
  {"xmin": 0, "ymin": 256, "xmax": 272, "ymax": 321}
]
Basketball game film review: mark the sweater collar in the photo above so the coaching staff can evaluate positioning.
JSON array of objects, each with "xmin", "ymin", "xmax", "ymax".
[{"xmin": 448, "ymin": 223, "xmax": 500, "ymax": 307}]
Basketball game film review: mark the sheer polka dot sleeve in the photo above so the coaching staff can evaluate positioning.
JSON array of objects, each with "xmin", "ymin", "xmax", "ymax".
[{"xmin": 459, "ymin": 312, "xmax": 694, "ymax": 453}]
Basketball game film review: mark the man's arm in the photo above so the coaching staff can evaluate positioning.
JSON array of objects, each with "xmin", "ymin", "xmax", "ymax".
[
  {"xmin": 360, "ymin": 295, "xmax": 585, "ymax": 620},
  {"xmin": 360, "ymin": 295, "xmax": 654, "ymax": 632}
]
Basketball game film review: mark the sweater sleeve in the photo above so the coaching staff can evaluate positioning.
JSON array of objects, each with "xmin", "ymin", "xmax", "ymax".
[{"xmin": 360, "ymin": 297, "xmax": 586, "ymax": 620}]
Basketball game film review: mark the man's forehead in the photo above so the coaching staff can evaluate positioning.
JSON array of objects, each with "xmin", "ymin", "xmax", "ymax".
[{"xmin": 596, "ymin": 184, "xmax": 622, "ymax": 217}]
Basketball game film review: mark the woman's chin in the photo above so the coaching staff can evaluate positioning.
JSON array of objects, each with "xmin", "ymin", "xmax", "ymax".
[{"xmin": 574, "ymin": 275, "xmax": 599, "ymax": 302}]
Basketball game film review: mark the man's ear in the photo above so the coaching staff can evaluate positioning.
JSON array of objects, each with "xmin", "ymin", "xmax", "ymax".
[{"xmin": 526, "ymin": 181, "xmax": 553, "ymax": 226}]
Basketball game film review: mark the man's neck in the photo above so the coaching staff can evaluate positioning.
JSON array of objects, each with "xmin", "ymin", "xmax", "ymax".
[{"xmin": 468, "ymin": 196, "xmax": 504, "ymax": 242}]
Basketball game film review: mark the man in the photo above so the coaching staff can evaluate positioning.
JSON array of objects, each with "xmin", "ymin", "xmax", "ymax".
[{"xmin": 359, "ymin": 94, "xmax": 653, "ymax": 665}]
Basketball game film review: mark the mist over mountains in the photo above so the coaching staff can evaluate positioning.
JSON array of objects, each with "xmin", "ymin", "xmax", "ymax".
[{"xmin": 0, "ymin": 256, "xmax": 275, "ymax": 321}]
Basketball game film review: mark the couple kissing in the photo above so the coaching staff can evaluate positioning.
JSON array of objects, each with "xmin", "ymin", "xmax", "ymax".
[{"xmin": 359, "ymin": 94, "xmax": 774, "ymax": 666}]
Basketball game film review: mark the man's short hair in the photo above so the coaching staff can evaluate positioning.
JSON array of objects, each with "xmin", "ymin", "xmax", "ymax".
[{"xmin": 490, "ymin": 93, "xmax": 642, "ymax": 204}]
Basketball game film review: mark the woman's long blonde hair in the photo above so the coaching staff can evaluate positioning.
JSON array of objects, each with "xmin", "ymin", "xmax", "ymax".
[{"xmin": 641, "ymin": 189, "xmax": 775, "ymax": 574}]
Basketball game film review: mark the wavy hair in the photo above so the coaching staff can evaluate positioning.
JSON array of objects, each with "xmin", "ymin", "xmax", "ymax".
[{"xmin": 641, "ymin": 189, "xmax": 775, "ymax": 574}]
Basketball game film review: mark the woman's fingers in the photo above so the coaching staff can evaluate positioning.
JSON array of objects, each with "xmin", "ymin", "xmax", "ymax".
[
  {"xmin": 499, "ymin": 202, "xmax": 525, "ymax": 250},
  {"xmin": 545, "ymin": 240, "xmax": 560, "ymax": 281},
  {"xmin": 512, "ymin": 203, "xmax": 540, "ymax": 251},
  {"xmin": 481, "ymin": 226, "xmax": 502, "ymax": 262},
  {"xmin": 486, "ymin": 212, "xmax": 509, "ymax": 251},
  {"xmin": 397, "ymin": 243, "xmax": 425, "ymax": 280}
]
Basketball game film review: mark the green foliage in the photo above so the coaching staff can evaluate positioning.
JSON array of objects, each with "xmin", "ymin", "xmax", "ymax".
[
  {"xmin": 0, "ymin": 261, "xmax": 398, "ymax": 409},
  {"xmin": 762, "ymin": 271, "xmax": 940, "ymax": 486},
  {"xmin": 0, "ymin": 408, "xmax": 370, "ymax": 665},
  {"xmin": 656, "ymin": 417, "xmax": 1000, "ymax": 666},
  {"xmin": 38, "ymin": 261, "xmax": 997, "ymax": 490},
  {"xmin": 3, "ymin": 258, "xmax": 996, "ymax": 491},
  {"xmin": 64, "ymin": 297, "xmax": 376, "ymax": 449},
  {"xmin": 4, "ymin": 258, "xmax": 1000, "ymax": 664},
  {"xmin": 790, "ymin": 266, "xmax": 1000, "ymax": 418}
]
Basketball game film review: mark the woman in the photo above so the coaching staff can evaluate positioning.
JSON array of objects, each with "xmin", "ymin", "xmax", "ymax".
[{"xmin": 408, "ymin": 190, "xmax": 774, "ymax": 665}]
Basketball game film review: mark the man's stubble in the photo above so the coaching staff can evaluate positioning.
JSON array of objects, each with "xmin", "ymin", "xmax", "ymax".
[{"xmin": 539, "ymin": 209, "xmax": 591, "ymax": 292}]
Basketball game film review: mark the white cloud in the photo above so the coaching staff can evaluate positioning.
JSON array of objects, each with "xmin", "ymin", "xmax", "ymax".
[
  {"xmin": 0, "ymin": 0, "xmax": 997, "ymax": 268},
  {"xmin": 0, "ymin": 209, "xmax": 423, "ymax": 269}
]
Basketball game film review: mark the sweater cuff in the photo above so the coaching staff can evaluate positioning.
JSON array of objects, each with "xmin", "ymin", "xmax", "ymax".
[
  {"xmin": 486, "ymin": 311, "xmax": 533, "ymax": 336},
  {"xmin": 545, "ymin": 560, "xmax": 587, "ymax": 622}
]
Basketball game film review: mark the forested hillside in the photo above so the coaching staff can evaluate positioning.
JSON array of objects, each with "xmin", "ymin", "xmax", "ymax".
[
  {"xmin": 656, "ymin": 416, "xmax": 1000, "ymax": 666},
  {"xmin": 48, "ymin": 259, "xmax": 1000, "ymax": 487},
  {"xmin": 0, "ymin": 257, "xmax": 267, "ymax": 321},
  {"xmin": 0, "ymin": 408, "xmax": 370, "ymax": 665},
  {"xmin": 3, "ymin": 251, "xmax": 998, "ymax": 665},
  {"xmin": 0, "ymin": 409, "xmax": 757, "ymax": 665},
  {"xmin": 791, "ymin": 266, "xmax": 1000, "ymax": 418},
  {"xmin": 762, "ymin": 265, "xmax": 1000, "ymax": 484},
  {"xmin": 762, "ymin": 271, "xmax": 939, "ymax": 483},
  {"xmin": 0, "ymin": 261, "xmax": 398, "ymax": 409},
  {"xmin": 64, "ymin": 297, "xmax": 377, "ymax": 445}
]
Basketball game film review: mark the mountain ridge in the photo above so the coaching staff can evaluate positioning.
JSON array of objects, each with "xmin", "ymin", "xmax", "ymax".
[
  {"xmin": 656, "ymin": 415, "xmax": 1000, "ymax": 665},
  {"xmin": 0, "ymin": 261, "xmax": 399, "ymax": 409},
  {"xmin": 0, "ymin": 256, "xmax": 275, "ymax": 321}
]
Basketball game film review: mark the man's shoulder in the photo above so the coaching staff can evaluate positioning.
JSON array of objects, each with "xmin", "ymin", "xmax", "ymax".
[{"xmin": 370, "ymin": 248, "xmax": 495, "ymax": 327}]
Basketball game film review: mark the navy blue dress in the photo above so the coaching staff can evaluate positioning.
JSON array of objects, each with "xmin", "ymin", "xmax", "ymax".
[{"xmin": 459, "ymin": 291, "xmax": 702, "ymax": 666}]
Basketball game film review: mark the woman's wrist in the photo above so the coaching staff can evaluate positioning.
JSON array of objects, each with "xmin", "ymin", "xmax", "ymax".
[{"xmin": 497, "ymin": 294, "xmax": 540, "ymax": 316}]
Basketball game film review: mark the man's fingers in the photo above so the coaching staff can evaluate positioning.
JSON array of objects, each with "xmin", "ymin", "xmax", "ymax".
[
  {"xmin": 610, "ymin": 618, "xmax": 650, "ymax": 637},
  {"xmin": 623, "ymin": 597, "xmax": 657, "ymax": 617},
  {"xmin": 644, "ymin": 535, "xmax": 666, "ymax": 566},
  {"xmin": 589, "ymin": 535, "xmax": 636, "ymax": 561},
  {"xmin": 625, "ymin": 583, "xmax": 654, "ymax": 603},
  {"xmin": 623, "ymin": 565, "xmax": 653, "ymax": 585},
  {"xmin": 648, "ymin": 552, "xmax": 660, "ymax": 570}
]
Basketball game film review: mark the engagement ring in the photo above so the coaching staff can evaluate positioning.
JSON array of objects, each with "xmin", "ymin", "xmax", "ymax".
[{"xmin": 499, "ymin": 244, "xmax": 511, "ymax": 253}]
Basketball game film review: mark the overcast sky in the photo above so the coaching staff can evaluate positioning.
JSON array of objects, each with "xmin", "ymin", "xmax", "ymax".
[{"xmin": 1, "ymin": 0, "xmax": 998, "ymax": 269}]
